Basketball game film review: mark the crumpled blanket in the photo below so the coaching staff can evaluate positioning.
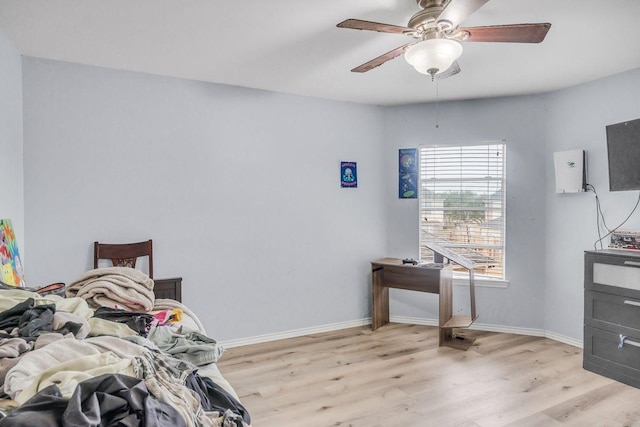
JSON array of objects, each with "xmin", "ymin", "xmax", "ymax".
[
  {"xmin": 93, "ymin": 307, "xmax": 156, "ymax": 337},
  {"xmin": 66, "ymin": 267, "xmax": 155, "ymax": 312},
  {"xmin": 4, "ymin": 335, "xmax": 145, "ymax": 403},
  {"xmin": 0, "ymin": 298, "xmax": 84, "ymax": 342},
  {"xmin": 153, "ymin": 299, "xmax": 206, "ymax": 334},
  {"xmin": 0, "ymin": 374, "xmax": 187, "ymax": 427},
  {"xmin": 68, "ymin": 373, "xmax": 186, "ymax": 427},
  {"xmin": 147, "ymin": 326, "xmax": 225, "ymax": 366}
]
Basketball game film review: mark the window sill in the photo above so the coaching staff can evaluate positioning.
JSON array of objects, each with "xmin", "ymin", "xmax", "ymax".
[{"xmin": 452, "ymin": 275, "xmax": 509, "ymax": 288}]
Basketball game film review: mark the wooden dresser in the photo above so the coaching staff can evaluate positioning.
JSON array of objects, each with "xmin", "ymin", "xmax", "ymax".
[
  {"xmin": 584, "ymin": 250, "xmax": 640, "ymax": 388},
  {"xmin": 153, "ymin": 277, "xmax": 182, "ymax": 302}
]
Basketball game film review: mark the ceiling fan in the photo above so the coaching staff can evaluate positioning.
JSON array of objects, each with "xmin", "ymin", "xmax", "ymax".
[{"xmin": 337, "ymin": 0, "xmax": 551, "ymax": 79}]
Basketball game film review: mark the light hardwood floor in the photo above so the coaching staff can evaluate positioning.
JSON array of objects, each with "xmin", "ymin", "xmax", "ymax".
[{"xmin": 217, "ymin": 324, "xmax": 640, "ymax": 427}]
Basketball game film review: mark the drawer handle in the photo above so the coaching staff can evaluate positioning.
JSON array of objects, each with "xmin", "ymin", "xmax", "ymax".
[
  {"xmin": 624, "ymin": 300, "xmax": 640, "ymax": 307},
  {"xmin": 624, "ymin": 260, "xmax": 640, "ymax": 267},
  {"xmin": 619, "ymin": 335, "xmax": 640, "ymax": 349}
]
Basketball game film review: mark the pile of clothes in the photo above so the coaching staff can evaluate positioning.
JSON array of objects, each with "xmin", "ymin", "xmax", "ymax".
[{"xmin": 0, "ymin": 267, "xmax": 250, "ymax": 427}]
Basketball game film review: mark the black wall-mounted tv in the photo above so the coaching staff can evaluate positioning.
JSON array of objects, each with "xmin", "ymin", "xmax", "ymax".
[{"xmin": 606, "ymin": 117, "xmax": 640, "ymax": 192}]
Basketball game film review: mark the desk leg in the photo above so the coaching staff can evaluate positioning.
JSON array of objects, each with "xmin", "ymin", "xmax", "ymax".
[
  {"xmin": 439, "ymin": 270, "xmax": 453, "ymax": 346},
  {"xmin": 372, "ymin": 267, "xmax": 389, "ymax": 330}
]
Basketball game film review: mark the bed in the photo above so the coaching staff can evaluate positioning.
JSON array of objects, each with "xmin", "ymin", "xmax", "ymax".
[{"xmin": 0, "ymin": 266, "xmax": 250, "ymax": 426}]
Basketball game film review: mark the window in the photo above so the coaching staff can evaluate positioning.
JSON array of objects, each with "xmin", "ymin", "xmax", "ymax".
[{"xmin": 419, "ymin": 141, "xmax": 506, "ymax": 280}]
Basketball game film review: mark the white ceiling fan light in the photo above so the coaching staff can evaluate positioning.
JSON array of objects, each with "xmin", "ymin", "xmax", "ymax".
[{"xmin": 404, "ymin": 38, "xmax": 463, "ymax": 77}]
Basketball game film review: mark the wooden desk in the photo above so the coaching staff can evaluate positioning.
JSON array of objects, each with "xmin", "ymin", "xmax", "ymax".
[{"xmin": 371, "ymin": 258, "xmax": 475, "ymax": 348}]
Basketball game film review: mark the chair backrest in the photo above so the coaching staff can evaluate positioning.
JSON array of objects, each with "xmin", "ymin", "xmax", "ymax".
[{"xmin": 93, "ymin": 240, "xmax": 153, "ymax": 279}]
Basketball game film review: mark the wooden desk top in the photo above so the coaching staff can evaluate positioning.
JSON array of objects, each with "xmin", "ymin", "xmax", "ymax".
[
  {"xmin": 371, "ymin": 258, "xmax": 450, "ymax": 293},
  {"xmin": 371, "ymin": 258, "xmax": 445, "ymax": 270}
]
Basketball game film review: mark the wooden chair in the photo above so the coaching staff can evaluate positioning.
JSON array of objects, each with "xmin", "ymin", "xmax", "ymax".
[{"xmin": 93, "ymin": 240, "xmax": 153, "ymax": 279}]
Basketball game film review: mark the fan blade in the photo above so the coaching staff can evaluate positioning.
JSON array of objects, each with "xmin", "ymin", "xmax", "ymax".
[
  {"xmin": 461, "ymin": 23, "xmax": 551, "ymax": 43},
  {"xmin": 437, "ymin": 0, "xmax": 490, "ymax": 28},
  {"xmin": 351, "ymin": 43, "xmax": 416, "ymax": 73},
  {"xmin": 436, "ymin": 61, "xmax": 461, "ymax": 79},
  {"xmin": 337, "ymin": 19, "xmax": 413, "ymax": 35}
]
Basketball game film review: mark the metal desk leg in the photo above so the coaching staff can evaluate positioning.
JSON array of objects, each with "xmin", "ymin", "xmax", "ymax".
[{"xmin": 439, "ymin": 267, "xmax": 476, "ymax": 350}]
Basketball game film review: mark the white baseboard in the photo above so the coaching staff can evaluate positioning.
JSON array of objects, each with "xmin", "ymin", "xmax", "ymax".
[
  {"xmin": 221, "ymin": 316, "xmax": 583, "ymax": 349},
  {"xmin": 543, "ymin": 330, "xmax": 583, "ymax": 348},
  {"xmin": 391, "ymin": 315, "xmax": 583, "ymax": 348},
  {"xmin": 221, "ymin": 318, "xmax": 372, "ymax": 348}
]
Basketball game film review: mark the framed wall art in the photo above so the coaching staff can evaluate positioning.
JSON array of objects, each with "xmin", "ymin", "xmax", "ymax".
[
  {"xmin": 341, "ymin": 161, "xmax": 358, "ymax": 188},
  {"xmin": 399, "ymin": 148, "xmax": 417, "ymax": 199}
]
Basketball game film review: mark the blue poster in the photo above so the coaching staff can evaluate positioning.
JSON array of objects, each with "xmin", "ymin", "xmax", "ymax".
[
  {"xmin": 399, "ymin": 148, "xmax": 417, "ymax": 198},
  {"xmin": 341, "ymin": 161, "xmax": 357, "ymax": 188}
]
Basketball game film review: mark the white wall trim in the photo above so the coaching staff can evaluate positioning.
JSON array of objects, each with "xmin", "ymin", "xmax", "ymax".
[
  {"xmin": 544, "ymin": 330, "xmax": 583, "ymax": 349},
  {"xmin": 221, "ymin": 316, "xmax": 583, "ymax": 349},
  {"xmin": 221, "ymin": 318, "xmax": 372, "ymax": 348},
  {"xmin": 391, "ymin": 316, "xmax": 583, "ymax": 348}
]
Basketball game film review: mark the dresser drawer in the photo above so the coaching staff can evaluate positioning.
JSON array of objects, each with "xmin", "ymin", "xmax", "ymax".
[
  {"xmin": 585, "ymin": 252, "xmax": 640, "ymax": 298},
  {"xmin": 584, "ymin": 325, "xmax": 640, "ymax": 388},
  {"xmin": 585, "ymin": 290, "xmax": 640, "ymax": 333}
]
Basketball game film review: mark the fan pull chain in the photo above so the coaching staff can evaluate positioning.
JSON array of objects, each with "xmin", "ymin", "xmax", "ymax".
[{"xmin": 435, "ymin": 77, "xmax": 439, "ymax": 129}]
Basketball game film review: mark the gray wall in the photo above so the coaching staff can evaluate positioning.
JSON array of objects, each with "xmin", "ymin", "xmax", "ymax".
[
  {"xmin": 383, "ymin": 96, "xmax": 549, "ymax": 330},
  {"xmin": 0, "ymin": 26, "xmax": 24, "ymax": 256},
  {"xmin": 16, "ymin": 51, "xmax": 640, "ymax": 343},
  {"xmin": 382, "ymin": 68, "xmax": 640, "ymax": 341},
  {"xmin": 22, "ymin": 58, "xmax": 387, "ymax": 340},
  {"xmin": 544, "ymin": 68, "xmax": 640, "ymax": 339}
]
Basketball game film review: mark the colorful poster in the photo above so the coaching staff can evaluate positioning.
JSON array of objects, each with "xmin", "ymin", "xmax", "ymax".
[
  {"xmin": 341, "ymin": 161, "xmax": 358, "ymax": 188},
  {"xmin": 399, "ymin": 148, "xmax": 418, "ymax": 199},
  {"xmin": 0, "ymin": 219, "xmax": 24, "ymax": 287}
]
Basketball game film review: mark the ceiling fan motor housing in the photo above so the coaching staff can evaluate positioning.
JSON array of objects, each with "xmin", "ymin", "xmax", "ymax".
[
  {"xmin": 408, "ymin": 7, "xmax": 443, "ymax": 35},
  {"xmin": 416, "ymin": 0, "xmax": 447, "ymax": 9}
]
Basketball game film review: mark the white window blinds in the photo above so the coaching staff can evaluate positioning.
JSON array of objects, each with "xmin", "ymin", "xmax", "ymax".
[{"xmin": 419, "ymin": 142, "xmax": 506, "ymax": 279}]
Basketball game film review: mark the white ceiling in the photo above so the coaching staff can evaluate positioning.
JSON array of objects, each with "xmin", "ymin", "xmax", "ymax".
[{"xmin": 1, "ymin": 0, "xmax": 640, "ymax": 106}]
